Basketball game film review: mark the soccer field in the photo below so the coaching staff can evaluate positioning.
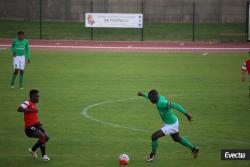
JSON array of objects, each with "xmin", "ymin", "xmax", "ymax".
[{"xmin": 0, "ymin": 50, "xmax": 250, "ymax": 167}]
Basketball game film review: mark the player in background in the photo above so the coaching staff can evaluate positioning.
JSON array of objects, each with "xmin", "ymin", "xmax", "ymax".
[
  {"xmin": 10, "ymin": 31, "xmax": 30, "ymax": 90},
  {"xmin": 17, "ymin": 90, "xmax": 50, "ymax": 162},
  {"xmin": 138, "ymin": 90, "xmax": 199, "ymax": 162},
  {"xmin": 241, "ymin": 52, "xmax": 250, "ymax": 98}
]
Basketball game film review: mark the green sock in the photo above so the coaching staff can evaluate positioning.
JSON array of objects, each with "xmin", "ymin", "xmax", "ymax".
[
  {"xmin": 180, "ymin": 137, "xmax": 194, "ymax": 150},
  {"xmin": 19, "ymin": 75, "xmax": 24, "ymax": 88},
  {"xmin": 11, "ymin": 74, "xmax": 17, "ymax": 85},
  {"xmin": 151, "ymin": 140, "xmax": 158, "ymax": 154}
]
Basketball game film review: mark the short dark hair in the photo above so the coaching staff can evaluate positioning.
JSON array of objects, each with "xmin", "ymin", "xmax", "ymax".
[
  {"xmin": 148, "ymin": 89, "xmax": 158, "ymax": 97},
  {"xmin": 29, "ymin": 89, "xmax": 39, "ymax": 97},
  {"xmin": 17, "ymin": 31, "xmax": 24, "ymax": 36}
]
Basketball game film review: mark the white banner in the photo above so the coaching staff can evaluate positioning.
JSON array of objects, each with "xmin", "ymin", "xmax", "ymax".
[{"xmin": 85, "ymin": 13, "xmax": 143, "ymax": 28}]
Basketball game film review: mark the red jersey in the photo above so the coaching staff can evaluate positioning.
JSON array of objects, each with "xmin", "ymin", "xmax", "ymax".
[
  {"xmin": 20, "ymin": 100, "xmax": 39, "ymax": 128},
  {"xmin": 242, "ymin": 59, "xmax": 250, "ymax": 75}
]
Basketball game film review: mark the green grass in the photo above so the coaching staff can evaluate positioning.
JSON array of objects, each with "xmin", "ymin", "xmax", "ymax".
[
  {"xmin": 0, "ymin": 50, "xmax": 250, "ymax": 167},
  {"xmin": 0, "ymin": 20, "xmax": 246, "ymax": 42}
]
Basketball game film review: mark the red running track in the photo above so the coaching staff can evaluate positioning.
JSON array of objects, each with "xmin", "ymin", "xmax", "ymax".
[{"xmin": 0, "ymin": 39, "xmax": 249, "ymax": 53}]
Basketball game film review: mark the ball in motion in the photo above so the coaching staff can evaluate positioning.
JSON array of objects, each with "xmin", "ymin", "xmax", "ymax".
[{"xmin": 118, "ymin": 154, "xmax": 129, "ymax": 166}]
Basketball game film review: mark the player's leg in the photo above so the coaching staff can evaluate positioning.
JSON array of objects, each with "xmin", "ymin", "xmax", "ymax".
[
  {"xmin": 171, "ymin": 133, "xmax": 193, "ymax": 149},
  {"xmin": 38, "ymin": 127, "xmax": 50, "ymax": 143},
  {"xmin": 37, "ymin": 127, "xmax": 50, "ymax": 161},
  {"xmin": 32, "ymin": 129, "xmax": 50, "ymax": 161},
  {"xmin": 147, "ymin": 129, "xmax": 165, "ymax": 162},
  {"xmin": 11, "ymin": 69, "xmax": 19, "ymax": 88},
  {"xmin": 19, "ymin": 56, "xmax": 25, "ymax": 90},
  {"xmin": 19, "ymin": 70, "xmax": 24, "ymax": 89},
  {"xmin": 11, "ymin": 56, "xmax": 19, "ymax": 88},
  {"xmin": 170, "ymin": 133, "xmax": 199, "ymax": 159},
  {"xmin": 25, "ymin": 126, "xmax": 39, "ymax": 159}
]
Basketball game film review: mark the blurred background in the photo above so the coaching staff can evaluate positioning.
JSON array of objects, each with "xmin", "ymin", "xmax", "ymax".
[{"xmin": 0, "ymin": 0, "xmax": 248, "ymax": 42}]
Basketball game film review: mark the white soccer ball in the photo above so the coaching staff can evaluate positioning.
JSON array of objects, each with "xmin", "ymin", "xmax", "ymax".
[{"xmin": 118, "ymin": 153, "xmax": 129, "ymax": 166}]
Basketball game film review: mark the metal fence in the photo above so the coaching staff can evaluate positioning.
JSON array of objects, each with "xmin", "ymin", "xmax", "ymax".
[{"xmin": 0, "ymin": 0, "xmax": 248, "ymax": 42}]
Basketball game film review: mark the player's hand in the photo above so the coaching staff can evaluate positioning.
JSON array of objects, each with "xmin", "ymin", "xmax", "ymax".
[
  {"xmin": 28, "ymin": 59, "xmax": 30, "ymax": 64},
  {"xmin": 137, "ymin": 92, "xmax": 144, "ymax": 96},
  {"xmin": 186, "ymin": 114, "xmax": 193, "ymax": 123},
  {"xmin": 241, "ymin": 76, "xmax": 245, "ymax": 82}
]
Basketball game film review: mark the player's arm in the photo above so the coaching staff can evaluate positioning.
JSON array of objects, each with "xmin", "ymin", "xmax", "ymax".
[
  {"xmin": 138, "ymin": 91, "xmax": 149, "ymax": 99},
  {"xmin": 25, "ymin": 40, "xmax": 30, "ymax": 63},
  {"xmin": 17, "ymin": 106, "xmax": 38, "ymax": 113},
  {"xmin": 169, "ymin": 102, "xmax": 193, "ymax": 122},
  {"xmin": 17, "ymin": 103, "xmax": 37, "ymax": 113},
  {"xmin": 241, "ymin": 62, "xmax": 247, "ymax": 82},
  {"xmin": 11, "ymin": 40, "xmax": 16, "ymax": 56},
  {"xmin": 17, "ymin": 106, "xmax": 38, "ymax": 112}
]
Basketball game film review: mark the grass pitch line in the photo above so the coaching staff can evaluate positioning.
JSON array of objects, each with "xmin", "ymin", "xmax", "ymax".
[
  {"xmin": 82, "ymin": 97, "xmax": 149, "ymax": 133},
  {"xmin": 82, "ymin": 95, "xmax": 250, "ymax": 145}
]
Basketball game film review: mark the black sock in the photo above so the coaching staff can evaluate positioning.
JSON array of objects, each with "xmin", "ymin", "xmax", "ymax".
[
  {"xmin": 32, "ymin": 141, "xmax": 41, "ymax": 151},
  {"xmin": 40, "ymin": 144, "xmax": 46, "ymax": 156}
]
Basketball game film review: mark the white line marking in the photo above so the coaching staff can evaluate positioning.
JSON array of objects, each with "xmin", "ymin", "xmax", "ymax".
[
  {"xmin": 82, "ymin": 97, "xmax": 149, "ymax": 133},
  {"xmin": 0, "ymin": 44, "xmax": 249, "ymax": 51},
  {"xmin": 81, "ymin": 95, "xmax": 250, "ymax": 145}
]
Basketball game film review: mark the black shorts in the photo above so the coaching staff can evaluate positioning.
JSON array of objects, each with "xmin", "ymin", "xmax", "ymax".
[{"xmin": 25, "ymin": 123, "xmax": 45, "ymax": 138}]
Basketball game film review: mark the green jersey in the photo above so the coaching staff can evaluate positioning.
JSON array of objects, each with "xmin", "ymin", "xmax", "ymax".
[
  {"xmin": 11, "ymin": 38, "xmax": 30, "ymax": 60},
  {"xmin": 143, "ymin": 93, "xmax": 187, "ymax": 125}
]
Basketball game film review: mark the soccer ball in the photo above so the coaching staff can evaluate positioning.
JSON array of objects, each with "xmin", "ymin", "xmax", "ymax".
[{"xmin": 118, "ymin": 154, "xmax": 129, "ymax": 166}]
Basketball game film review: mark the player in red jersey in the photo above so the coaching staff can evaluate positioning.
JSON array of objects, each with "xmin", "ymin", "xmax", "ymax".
[
  {"xmin": 17, "ymin": 89, "xmax": 50, "ymax": 161},
  {"xmin": 241, "ymin": 52, "xmax": 250, "ymax": 98},
  {"xmin": 241, "ymin": 59, "xmax": 250, "ymax": 81}
]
